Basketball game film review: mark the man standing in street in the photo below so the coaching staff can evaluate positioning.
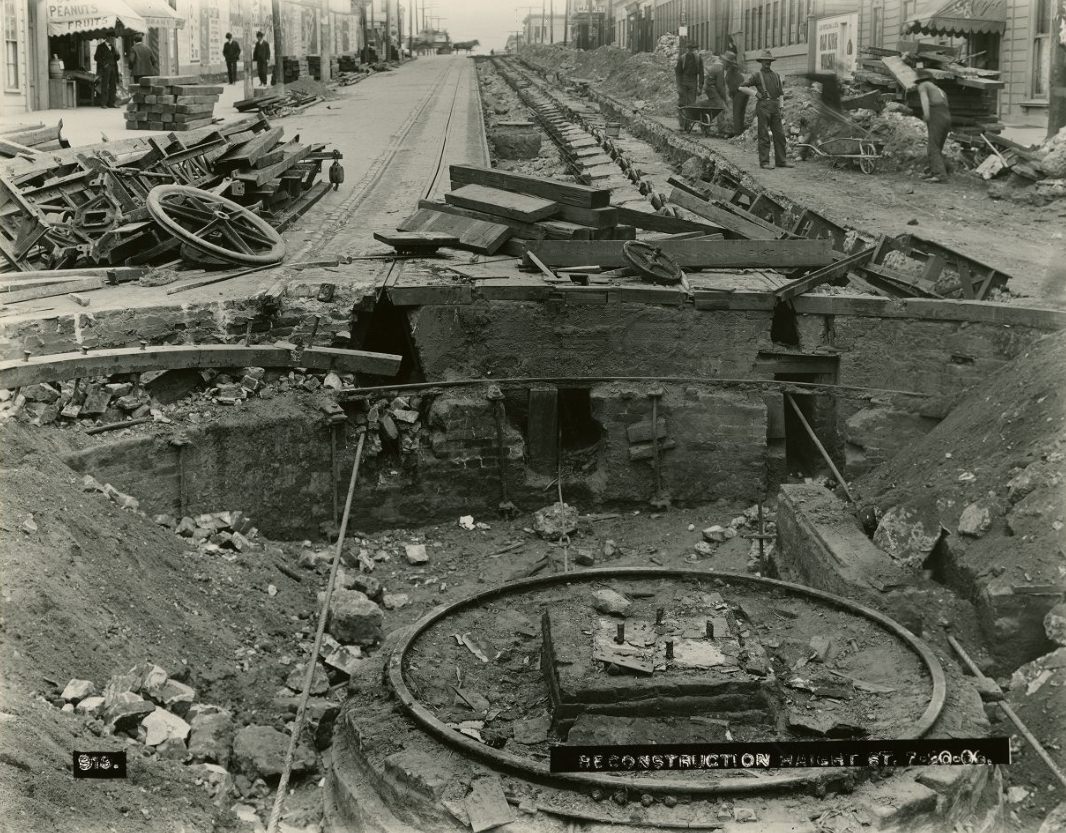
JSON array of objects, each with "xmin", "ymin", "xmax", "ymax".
[
  {"xmin": 916, "ymin": 71, "xmax": 952, "ymax": 183},
  {"xmin": 738, "ymin": 50, "xmax": 792, "ymax": 169},
  {"xmin": 94, "ymin": 38, "xmax": 118, "ymax": 107},
  {"xmin": 127, "ymin": 34, "xmax": 158, "ymax": 85},
  {"xmin": 253, "ymin": 31, "xmax": 271, "ymax": 87},
  {"xmin": 722, "ymin": 51, "xmax": 748, "ymax": 136},
  {"xmin": 223, "ymin": 32, "xmax": 241, "ymax": 85},
  {"xmin": 674, "ymin": 42, "xmax": 703, "ymax": 130}
]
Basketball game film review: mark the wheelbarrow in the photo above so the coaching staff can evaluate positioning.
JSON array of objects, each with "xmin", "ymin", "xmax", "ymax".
[
  {"xmin": 794, "ymin": 135, "xmax": 885, "ymax": 174},
  {"xmin": 678, "ymin": 103, "xmax": 724, "ymax": 136}
]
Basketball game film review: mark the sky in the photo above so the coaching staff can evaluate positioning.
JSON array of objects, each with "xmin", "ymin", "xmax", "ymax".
[{"xmin": 397, "ymin": 0, "xmax": 553, "ymax": 52}]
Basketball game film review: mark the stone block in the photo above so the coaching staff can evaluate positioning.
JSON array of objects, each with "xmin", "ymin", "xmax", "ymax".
[
  {"xmin": 188, "ymin": 710, "xmax": 235, "ymax": 767},
  {"xmin": 327, "ymin": 590, "xmax": 383, "ymax": 646},
  {"xmin": 592, "ymin": 588, "xmax": 631, "ymax": 617},
  {"xmin": 75, "ymin": 695, "xmax": 105, "ymax": 716},
  {"xmin": 232, "ymin": 725, "xmax": 314, "ymax": 780},
  {"xmin": 61, "ymin": 679, "xmax": 97, "ymax": 702},
  {"xmin": 404, "ymin": 543, "xmax": 428, "ymax": 565},
  {"xmin": 141, "ymin": 707, "xmax": 191, "ymax": 746},
  {"xmin": 383, "ymin": 749, "xmax": 450, "ymax": 799}
]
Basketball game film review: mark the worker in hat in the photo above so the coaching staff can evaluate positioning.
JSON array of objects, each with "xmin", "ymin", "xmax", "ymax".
[
  {"xmin": 738, "ymin": 50, "xmax": 792, "ymax": 169},
  {"xmin": 675, "ymin": 41, "xmax": 704, "ymax": 130},
  {"xmin": 721, "ymin": 51, "xmax": 748, "ymax": 136},
  {"xmin": 915, "ymin": 70, "xmax": 952, "ymax": 183}
]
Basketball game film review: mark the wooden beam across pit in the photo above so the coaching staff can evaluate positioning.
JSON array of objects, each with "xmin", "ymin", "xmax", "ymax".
[
  {"xmin": 449, "ymin": 164, "xmax": 611, "ymax": 208},
  {"xmin": 0, "ymin": 344, "xmax": 403, "ymax": 389},
  {"xmin": 522, "ymin": 239, "xmax": 834, "ymax": 270}
]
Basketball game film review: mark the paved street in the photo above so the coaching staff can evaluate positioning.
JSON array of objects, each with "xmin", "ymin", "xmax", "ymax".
[{"xmin": 5, "ymin": 56, "xmax": 488, "ymax": 321}]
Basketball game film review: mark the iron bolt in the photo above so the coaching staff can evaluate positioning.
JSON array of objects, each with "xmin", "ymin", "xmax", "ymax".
[
  {"xmin": 615, "ymin": 623, "xmax": 625, "ymax": 645},
  {"xmin": 665, "ymin": 639, "xmax": 674, "ymax": 660}
]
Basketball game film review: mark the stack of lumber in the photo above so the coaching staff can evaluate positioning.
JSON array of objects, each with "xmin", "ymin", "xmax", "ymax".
[
  {"xmin": 125, "ymin": 76, "xmax": 223, "ymax": 132},
  {"xmin": 282, "ymin": 57, "xmax": 303, "ymax": 84},
  {"xmin": 338, "ymin": 55, "xmax": 361, "ymax": 73},
  {"xmin": 856, "ymin": 44, "xmax": 1003, "ymax": 134},
  {"xmin": 0, "ymin": 114, "xmax": 336, "ymax": 274},
  {"xmin": 397, "ymin": 164, "xmax": 689, "ymax": 256}
]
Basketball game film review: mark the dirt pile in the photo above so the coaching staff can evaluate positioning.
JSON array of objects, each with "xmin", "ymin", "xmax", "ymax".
[{"xmin": 856, "ymin": 330, "xmax": 1066, "ymax": 671}]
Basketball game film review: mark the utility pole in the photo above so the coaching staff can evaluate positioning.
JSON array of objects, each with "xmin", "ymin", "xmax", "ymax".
[
  {"xmin": 241, "ymin": 0, "xmax": 253, "ymax": 99},
  {"xmin": 550, "ymin": 0, "xmax": 554, "ymax": 43},
  {"xmin": 271, "ymin": 0, "xmax": 284, "ymax": 88},
  {"xmin": 1050, "ymin": 0, "xmax": 1066, "ymax": 138},
  {"xmin": 408, "ymin": 0, "xmax": 413, "ymax": 53},
  {"xmin": 541, "ymin": 0, "xmax": 545, "ymax": 44},
  {"xmin": 385, "ymin": 0, "xmax": 391, "ymax": 60},
  {"xmin": 563, "ymin": 0, "xmax": 568, "ymax": 45},
  {"xmin": 320, "ymin": 0, "xmax": 332, "ymax": 82}
]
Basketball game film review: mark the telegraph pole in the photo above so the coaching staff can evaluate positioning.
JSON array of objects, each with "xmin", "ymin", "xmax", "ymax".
[
  {"xmin": 563, "ymin": 0, "xmax": 569, "ymax": 45},
  {"xmin": 385, "ymin": 0, "xmax": 391, "ymax": 60},
  {"xmin": 271, "ymin": 0, "xmax": 284, "ymax": 89},
  {"xmin": 320, "ymin": 0, "xmax": 332, "ymax": 82},
  {"xmin": 550, "ymin": 0, "xmax": 554, "ymax": 43}
]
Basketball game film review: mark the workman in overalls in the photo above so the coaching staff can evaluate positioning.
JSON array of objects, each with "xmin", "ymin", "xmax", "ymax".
[
  {"xmin": 916, "ymin": 71, "xmax": 952, "ymax": 183},
  {"xmin": 738, "ymin": 50, "xmax": 792, "ymax": 169}
]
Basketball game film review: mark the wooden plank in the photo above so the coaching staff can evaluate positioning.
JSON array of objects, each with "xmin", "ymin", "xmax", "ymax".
[
  {"xmin": 445, "ymin": 184, "xmax": 560, "ymax": 223},
  {"xmin": 882, "ymin": 55, "xmax": 919, "ymax": 89},
  {"xmin": 668, "ymin": 188, "xmax": 780, "ymax": 240},
  {"xmin": 555, "ymin": 204, "xmax": 618, "ymax": 228},
  {"xmin": 0, "ymin": 344, "xmax": 402, "ymax": 389},
  {"xmin": 614, "ymin": 205, "xmax": 724, "ymax": 235},
  {"xmin": 523, "ymin": 239, "xmax": 834, "ymax": 269},
  {"xmin": 2, "ymin": 278, "xmax": 106, "ymax": 303},
  {"xmin": 217, "ymin": 126, "xmax": 284, "ymax": 169},
  {"xmin": 397, "ymin": 208, "xmax": 511, "ymax": 255},
  {"xmin": 527, "ymin": 386, "xmax": 559, "ymax": 475},
  {"xmin": 449, "ymin": 164, "xmax": 611, "ymax": 208},
  {"xmin": 464, "ymin": 775, "xmax": 516, "ymax": 833},
  {"xmin": 232, "ymin": 145, "xmax": 311, "ymax": 186},
  {"xmin": 774, "ymin": 248, "xmax": 876, "ymax": 302},
  {"xmin": 415, "ymin": 200, "xmax": 548, "ymax": 241}
]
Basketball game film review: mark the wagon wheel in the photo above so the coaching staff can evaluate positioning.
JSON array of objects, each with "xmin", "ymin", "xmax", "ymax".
[
  {"xmin": 858, "ymin": 142, "xmax": 877, "ymax": 175},
  {"xmin": 146, "ymin": 184, "xmax": 285, "ymax": 267},
  {"xmin": 622, "ymin": 240, "xmax": 683, "ymax": 286}
]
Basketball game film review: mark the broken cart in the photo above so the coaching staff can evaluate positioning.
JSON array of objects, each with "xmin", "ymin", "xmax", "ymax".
[{"xmin": 795, "ymin": 105, "xmax": 884, "ymax": 174}]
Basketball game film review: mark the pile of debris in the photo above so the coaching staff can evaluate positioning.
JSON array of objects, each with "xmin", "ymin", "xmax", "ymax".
[
  {"xmin": 0, "ymin": 119, "xmax": 69, "ymax": 159},
  {"xmin": 980, "ymin": 127, "xmax": 1066, "ymax": 206},
  {"xmin": 154, "ymin": 510, "xmax": 261, "ymax": 556},
  {"xmin": 125, "ymin": 75, "xmax": 223, "ymax": 132},
  {"xmin": 0, "ymin": 113, "xmax": 335, "ymax": 274},
  {"xmin": 361, "ymin": 394, "xmax": 423, "ymax": 458},
  {"xmin": 856, "ymin": 43, "xmax": 1003, "ymax": 138},
  {"xmin": 234, "ymin": 88, "xmax": 322, "ymax": 118}
]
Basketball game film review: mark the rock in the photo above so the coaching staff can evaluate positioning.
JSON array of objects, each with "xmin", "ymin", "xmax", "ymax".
[
  {"xmin": 188, "ymin": 710, "xmax": 235, "ymax": 767},
  {"xmin": 694, "ymin": 541, "xmax": 715, "ymax": 557},
  {"xmin": 156, "ymin": 737, "xmax": 188, "ymax": 761},
  {"xmin": 285, "ymin": 663, "xmax": 330, "ymax": 695},
  {"xmin": 1007, "ymin": 785, "xmax": 1030, "ymax": 804},
  {"xmin": 788, "ymin": 710, "xmax": 867, "ymax": 738},
  {"xmin": 404, "ymin": 543, "xmax": 429, "ymax": 565},
  {"xmin": 872, "ymin": 504, "xmax": 944, "ymax": 568},
  {"xmin": 75, "ymin": 696, "xmax": 105, "ymax": 717},
  {"xmin": 1007, "ymin": 466, "xmax": 1039, "ymax": 503},
  {"xmin": 490, "ymin": 127, "xmax": 542, "ymax": 160},
  {"xmin": 1037, "ymin": 801, "xmax": 1066, "ymax": 833},
  {"xmin": 21, "ymin": 383, "xmax": 60, "ymax": 403},
  {"xmin": 299, "ymin": 549, "xmax": 332, "ymax": 570},
  {"xmin": 188, "ymin": 762, "xmax": 233, "ymax": 802},
  {"xmin": 322, "ymin": 643, "xmax": 366, "ymax": 677},
  {"xmin": 81, "ymin": 475, "xmax": 105, "ymax": 492},
  {"xmin": 146, "ymin": 678, "xmax": 196, "ymax": 712},
  {"xmin": 592, "ymin": 588, "xmax": 632, "ymax": 617},
  {"xmin": 115, "ymin": 392, "xmax": 149, "ymax": 411},
  {"xmin": 327, "ymin": 590, "xmax": 383, "ymax": 646},
  {"xmin": 61, "ymin": 703, "xmax": 74, "ymax": 713},
  {"xmin": 61, "ymin": 679, "xmax": 97, "ymax": 703},
  {"xmin": 103, "ymin": 691, "xmax": 155, "ymax": 732},
  {"xmin": 382, "ymin": 593, "xmax": 409, "ymax": 610},
  {"xmin": 1045, "ymin": 603, "xmax": 1066, "ymax": 647},
  {"xmin": 534, "ymin": 503, "xmax": 579, "ymax": 539},
  {"xmin": 322, "ymin": 371, "xmax": 343, "ymax": 390},
  {"xmin": 957, "ymin": 502, "xmax": 992, "ymax": 537},
  {"xmin": 734, "ymin": 808, "xmax": 758, "ymax": 823},
  {"xmin": 232, "ymin": 725, "xmax": 315, "ymax": 780},
  {"xmin": 141, "ymin": 707, "xmax": 191, "ymax": 746},
  {"xmin": 809, "ymin": 635, "xmax": 837, "ymax": 662},
  {"xmin": 574, "ymin": 548, "xmax": 596, "ymax": 566},
  {"xmin": 603, "ymin": 540, "xmax": 617, "ymax": 558},
  {"xmin": 680, "ymin": 156, "xmax": 704, "ymax": 181},
  {"xmin": 703, "ymin": 525, "xmax": 729, "ymax": 543}
]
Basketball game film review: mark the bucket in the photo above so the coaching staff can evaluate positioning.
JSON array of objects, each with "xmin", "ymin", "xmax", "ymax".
[
  {"xmin": 49, "ymin": 55, "xmax": 65, "ymax": 79},
  {"xmin": 605, "ymin": 122, "xmax": 621, "ymax": 137}
]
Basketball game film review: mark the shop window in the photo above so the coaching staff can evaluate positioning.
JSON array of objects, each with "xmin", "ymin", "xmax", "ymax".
[{"xmin": 3, "ymin": 0, "xmax": 18, "ymax": 92}]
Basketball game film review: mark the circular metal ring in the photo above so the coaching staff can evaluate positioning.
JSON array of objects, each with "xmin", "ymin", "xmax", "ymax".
[
  {"xmin": 387, "ymin": 567, "xmax": 946, "ymax": 796},
  {"xmin": 147, "ymin": 184, "xmax": 285, "ymax": 266}
]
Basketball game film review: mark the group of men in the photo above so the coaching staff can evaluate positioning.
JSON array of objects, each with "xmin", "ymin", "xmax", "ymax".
[
  {"xmin": 675, "ymin": 42, "xmax": 953, "ymax": 182},
  {"xmin": 223, "ymin": 31, "xmax": 274, "ymax": 87},
  {"xmin": 91, "ymin": 30, "xmax": 274, "ymax": 110},
  {"xmin": 91, "ymin": 34, "xmax": 159, "ymax": 107}
]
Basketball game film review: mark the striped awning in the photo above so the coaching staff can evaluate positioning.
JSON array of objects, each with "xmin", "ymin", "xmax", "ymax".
[
  {"xmin": 47, "ymin": 0, "xmax": 148, "ymax": 36},
  {"xmin": 125, "ymin": 0, "xmax": 184, "ymax": 30},
  {"xmin": 903, "ymin": 0, "xmax": 1006, "ymax": 36}
]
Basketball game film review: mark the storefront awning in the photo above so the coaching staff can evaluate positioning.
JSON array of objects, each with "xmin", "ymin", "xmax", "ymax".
[
  {"xmin": 125, "ymin": 0, "xmax": 184, "ymax": 30},
  {"xmin": 903, "ymin": 0, "xmax": 1006, "ymax": 37},
  {"xmin": 47, "ymin": 0, "xmax": 149, "ymax": 37}
]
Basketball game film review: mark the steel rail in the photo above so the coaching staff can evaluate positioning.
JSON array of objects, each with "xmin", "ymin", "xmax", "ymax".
[{"xmin": 386, "ymin": 567, "xmax": 946, "ymax": 796}]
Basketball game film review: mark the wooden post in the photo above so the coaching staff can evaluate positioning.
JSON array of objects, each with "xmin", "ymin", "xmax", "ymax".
[
  {"xmin": 527, "ymin": 386, "xmax": 559, "ymax": 475},
  {"xmin": 320, "ymin": 0, "xmax": 332, "ymax": 81},
  {"xmin": 271, "ymin": 0, "xmax": 285, "ymax": 89}
]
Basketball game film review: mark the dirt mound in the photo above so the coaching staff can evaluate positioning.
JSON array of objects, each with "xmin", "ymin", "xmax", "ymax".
[
  {"xmin": 0, "ymin": 422, "xmax": 324, "ymax": 832},
  {"xmin": 856, "ymin": 331, "xmax": 1066, "ymax": 670}
]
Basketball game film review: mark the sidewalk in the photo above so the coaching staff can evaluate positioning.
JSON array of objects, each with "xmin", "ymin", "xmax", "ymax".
[{"xmin": 25, "ymin": 79, "xmax": 267, "ymax": 147}]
